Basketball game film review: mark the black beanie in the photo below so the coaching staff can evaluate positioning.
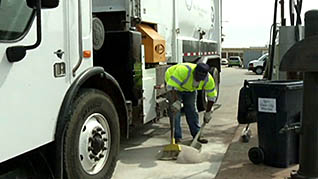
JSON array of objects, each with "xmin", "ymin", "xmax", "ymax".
[{"xmin": 194, "ymin": 63, "xmax": 210, "ymax": 81}]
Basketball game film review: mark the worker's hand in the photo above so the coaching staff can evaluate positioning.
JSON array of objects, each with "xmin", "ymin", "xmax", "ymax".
[
  {"xmin": 171, "ymin": 100, "xmax": 182, "ymax": 112},
  {"xmin": 204, "ymin": 111, "xmax": 213, "ymax": 123},
  {"xmin": 166, "ymin": 90, "xmax": 178, "ymax": 103}
]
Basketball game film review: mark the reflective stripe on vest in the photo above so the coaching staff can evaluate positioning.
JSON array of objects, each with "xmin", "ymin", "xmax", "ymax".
[
  {"xmin": 170, "ymin": 76, "xmax": 183, "ymax": 86},
  {"xmin": 206, "ymin": 88, "xmax": 216, "ymax": 93}
]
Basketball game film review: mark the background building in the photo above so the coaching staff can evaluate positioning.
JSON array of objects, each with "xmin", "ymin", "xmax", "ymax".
[{"xmin": 222, "ymin": 47, "xmax": 268, "ymax": 68}]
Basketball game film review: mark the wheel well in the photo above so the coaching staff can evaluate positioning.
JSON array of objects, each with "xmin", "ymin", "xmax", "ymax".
[
  {"xmin": 206, "ymin": 57, "xmax": 221, "ymax": 82},
  {"xmin": 54, "ymin": 67, "xmax": 128, "ymax": 178},
  {"xmin": 81, "ymin": 74, "xmax": 128, "ymax": 139},
  {"xmin": 207, "ymin": 57, "xmax": 221, "ymax": 73}
]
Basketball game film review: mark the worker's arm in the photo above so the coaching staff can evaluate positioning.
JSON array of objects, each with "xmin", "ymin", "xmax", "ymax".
[
  {"xmin": 206, "ymin": 100, "xmax": 214, "ymax": 112},
  {"xmin": 166, "ymin": 89, "xmax": 179, "ymax": 103},
  {"xmin": 203, "ymin": 75, "xmax": 217, "ymax": 123},
  {"xmin": 165, "ymin": 65, "xmax": 189, "ymax": 111},
  {"xmin": 165, "ymin": 89, "xmax": 182, "ymax": 114},
  {"xmin": 204, "ymin": 101, "xmax": 215, "ymax": 123},
  {"xmin": 165, "ymin": 73, "xmax": 181, "ymax": 111},
  {"xmin": 165, "ymin": 65, "xmax": 188, "ymax": 91}
]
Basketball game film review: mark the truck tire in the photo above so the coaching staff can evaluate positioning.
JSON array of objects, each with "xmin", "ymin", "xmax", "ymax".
[
  {"xmin": 255, "ymin": 67, "xmax": 263, "ymax": 75},
  {"xmin": 64, "ymin": 88, "xmax": 120, "ymax": 179},
  {"xmin": 197, "ymin": 67, "xmax": 219, "ymax": 111}
]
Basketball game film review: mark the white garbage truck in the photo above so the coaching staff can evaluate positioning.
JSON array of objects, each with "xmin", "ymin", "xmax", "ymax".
[{"xmin": 0, "ymin": 0, "xmax": 222, "ymax": 178}]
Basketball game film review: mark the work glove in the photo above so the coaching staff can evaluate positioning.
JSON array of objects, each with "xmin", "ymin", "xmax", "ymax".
[
  {"xmin": 166, "ymin": 90, "xmax": 178, "ymax": 103},
  {"xmin": 171, "ymin": 100, "xmax": 182, "ymax": 112},
  {"xmin": 204, "ymin": 110, "xmax": 213, "ymax": 123}
]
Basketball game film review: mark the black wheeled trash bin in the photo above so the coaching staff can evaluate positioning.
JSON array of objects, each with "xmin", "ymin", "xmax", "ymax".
[{"xmin": 248, "ymin": 80, "xmax": 302, "ymax": 168}]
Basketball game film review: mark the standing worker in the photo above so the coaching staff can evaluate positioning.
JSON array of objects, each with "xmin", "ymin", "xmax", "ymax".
[{"xmin": 165, "ymin": 62, "xmax": 217, "ymax": 144}]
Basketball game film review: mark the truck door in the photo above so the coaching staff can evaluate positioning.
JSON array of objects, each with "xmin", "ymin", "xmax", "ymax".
[{"xmin": 0, "ymin": 1, "xmax": 69, "ymax": 163}]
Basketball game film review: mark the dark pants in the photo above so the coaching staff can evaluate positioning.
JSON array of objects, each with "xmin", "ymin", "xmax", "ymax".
[{"xmin": 174, "ymin": 91, "xmax": 200, "ymax": 139}]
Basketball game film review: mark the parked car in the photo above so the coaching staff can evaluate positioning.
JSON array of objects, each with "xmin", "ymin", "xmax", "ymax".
[
  {"xmin": 248, "ymin": 53, "xmax": 269, "ymax": 75},
  {"xmin": 228, "ymin": 56, "xmax": 243, "ymax": 67},
  {"xmin": 221, "ymin": 58, "xmax": 228, "ymax": 65}
]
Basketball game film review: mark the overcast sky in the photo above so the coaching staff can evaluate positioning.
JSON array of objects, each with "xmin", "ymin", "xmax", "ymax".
[{"xmin": 222, "ymin": 0, "xmax": 316, "ymax": 48}]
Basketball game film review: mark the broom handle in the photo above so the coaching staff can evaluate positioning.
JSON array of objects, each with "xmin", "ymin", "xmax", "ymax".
[
  {"xmin": 168, "ymin": 103, "xmax": 177, "ymax": 144},
  {"xmin": 193, "ymin": 104, "xmax": 222, "ymax": 141},
  {"xmin": 166, "ymin": 90, "xmax": 179, "ymax": 144},
  {"xmin": 193, "ymin": 122, "xmax": 207, "ymax": 142}
]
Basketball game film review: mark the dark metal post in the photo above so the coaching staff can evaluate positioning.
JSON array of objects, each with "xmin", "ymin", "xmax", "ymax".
[
  {"xmin": 280, "ymin": 0, "xmax": 286, "ymax": 26},
  {"xmin": 268, "ymin": 0, "xmax": 279, "ymax": 80},
  {"xmin": 291, "ymin": 10, "xmax": 318, "ymax": 179},
  {"xmin": 293, "ymin": 73, "xmax": 318, "ymax": 178}
]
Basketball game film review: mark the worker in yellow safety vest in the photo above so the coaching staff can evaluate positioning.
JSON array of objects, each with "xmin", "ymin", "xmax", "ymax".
[{"xmin": 165, "ymin": 63, "xmax": 217, "ymax": 144}]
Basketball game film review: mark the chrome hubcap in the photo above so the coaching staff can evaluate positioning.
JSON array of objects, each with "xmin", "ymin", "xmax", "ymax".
[{"xmin": 79, "ymin": 113, "xmax": 111, "ymax": 175}]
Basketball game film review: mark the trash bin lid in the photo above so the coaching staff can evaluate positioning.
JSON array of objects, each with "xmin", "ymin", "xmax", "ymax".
[{"xmin": 248, "ymin": 80, "xmax": 303, "ymax": 91}]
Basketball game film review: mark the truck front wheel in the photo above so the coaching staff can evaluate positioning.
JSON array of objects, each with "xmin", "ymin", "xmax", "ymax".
[{"xmin": 64, "ymin": 89, "xmax": 120, "ymax": 179}]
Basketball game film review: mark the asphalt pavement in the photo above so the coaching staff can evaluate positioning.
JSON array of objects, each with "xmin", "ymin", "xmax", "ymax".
[{"xmin": 215, "ymin": 123, "xmax": 299, "ymax": 179}]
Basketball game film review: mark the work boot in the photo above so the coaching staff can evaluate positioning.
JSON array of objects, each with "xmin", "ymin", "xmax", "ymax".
[
  {"xmin": 197, "ymin": 137, "xmax": 208, "ymax": 144},
  {"xmin": 175, "ymin": 138, "xmax": 181, "ymax": 144}
]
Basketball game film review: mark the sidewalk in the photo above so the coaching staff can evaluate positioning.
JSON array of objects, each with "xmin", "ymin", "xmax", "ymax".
[{"xmin": 215, "ymin": 123, "xmax": 298, "ymax": 179}]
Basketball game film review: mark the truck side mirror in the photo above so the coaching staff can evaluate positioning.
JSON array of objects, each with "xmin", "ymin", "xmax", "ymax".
[
  {"xmin": 27, "ymin": 0, "xmax": 59, "ymax": 9},
  {"xmin": 6, "ymin": 46, "xmax": 27, "ymax": 63},
  {"xmin": 6, "ymin": 0, "xmax": 45, "ymax": 63}
]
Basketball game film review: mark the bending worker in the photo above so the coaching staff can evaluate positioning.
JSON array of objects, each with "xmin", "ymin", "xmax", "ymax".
[{"xmin": 165, "ymin": 62, "xmax": 217, "ymax": 144}]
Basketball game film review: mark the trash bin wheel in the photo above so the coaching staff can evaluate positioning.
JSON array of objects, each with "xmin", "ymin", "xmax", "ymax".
[{"xmin": 248, "ymin": 147, "xmax": 264, "ymax": 164}]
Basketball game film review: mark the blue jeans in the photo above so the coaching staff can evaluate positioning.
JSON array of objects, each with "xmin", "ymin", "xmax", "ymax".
[{"xmin": 174, "ymin": 91, "xmax": 200, "ymax": 140}]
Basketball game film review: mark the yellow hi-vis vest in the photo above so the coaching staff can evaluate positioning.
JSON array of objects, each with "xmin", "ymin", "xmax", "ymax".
[{"xmin": 165, "ymin": 63, "xmax": 218, "ymax": 102}]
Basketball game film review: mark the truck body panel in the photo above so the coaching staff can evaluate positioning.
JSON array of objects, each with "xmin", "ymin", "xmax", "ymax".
[
  {"xmin": 0, "ymin": 1, "xmax": 69, "ymax": 163},
  {"xmin": 141, "ymin": 63, "xmax": 157, "ymax": 123},
  {"xmin": 92, "ymin": 0, "xmax": 221, "ymax": 62},
  {"xmin": 0, "ymin": 0, "xmax": 94, "ymax": 163}
]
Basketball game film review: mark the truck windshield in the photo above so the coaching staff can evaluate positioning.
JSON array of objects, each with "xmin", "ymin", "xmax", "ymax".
[{"xmin": 0, "ymin": 0, "xmax": 34, "ymax": 41}]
